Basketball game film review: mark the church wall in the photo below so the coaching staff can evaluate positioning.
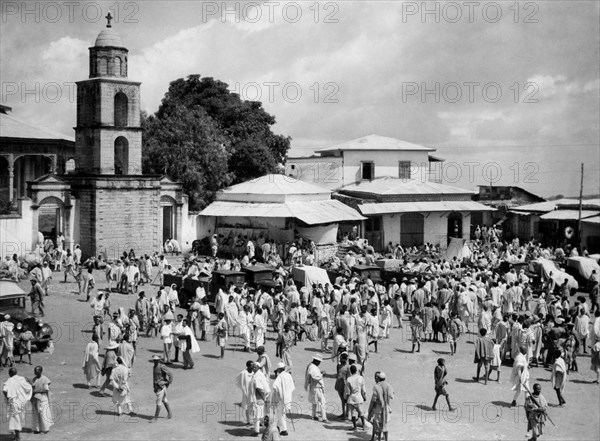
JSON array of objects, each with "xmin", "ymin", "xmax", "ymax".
[
  {"xmin": 0, "ymin": 199, "xmax": 34, "ymax": 257},
  {"xmin": 76, "ymin": 187, "xmax": 96, "ymax": 257},
  {"xmin": 91, "ymin": 181, "xmax": 161, "ymax": 260}
]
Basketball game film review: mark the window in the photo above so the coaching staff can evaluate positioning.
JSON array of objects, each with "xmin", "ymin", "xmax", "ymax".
[
  {"xmin": 114, "ymin": 57, "xmax": 121, "ymax": 76},
  {"xmin": 114, "ymin": 136, "xmax": 129, "ymax": 175},
  {"xmin": 114, "ymin": 92, "xmax": 128, "ymax": 127},
  {"xmin": 362, "ymin": 162, "xmax": 374, "ymax": 180},
  {"xmin": 399, "ymin": 161, "xmax": 411, "ymax": 180}
]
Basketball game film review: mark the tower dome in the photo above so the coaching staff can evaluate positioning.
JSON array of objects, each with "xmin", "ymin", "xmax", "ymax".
[
  {"xmin": 88, "ymin": 14, "xmax": 129, "ymax": 79},
  {"xmin": 94, "ymin": 28, "xmax": 124, "ymax": 48}
]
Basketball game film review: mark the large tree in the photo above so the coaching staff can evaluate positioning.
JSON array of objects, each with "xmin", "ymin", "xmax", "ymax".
[
  {"xmin": 143, "ymin": 75, "xmax": 291, "ymax": 208},
  {"xmin": 142, "ymin": 105, "xmax": 233, "ymax": 210}
]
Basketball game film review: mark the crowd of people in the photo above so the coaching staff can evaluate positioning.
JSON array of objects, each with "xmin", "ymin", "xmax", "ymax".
[{"xmin": 1, "ymin": 230, "xmax": 600, "ymax": 440}]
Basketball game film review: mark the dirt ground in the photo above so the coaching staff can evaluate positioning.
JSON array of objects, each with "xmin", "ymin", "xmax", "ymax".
[{"xmin": 1, "ymin": 270, "xmax": 599, "ymax": 441}]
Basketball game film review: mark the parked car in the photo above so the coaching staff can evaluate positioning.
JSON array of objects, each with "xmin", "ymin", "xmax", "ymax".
[
  {"xmin": 0, "ymin": 279, "xmax": 53, "ymax": 351},
  {"xmin": 163, "ymin": 274, "xmax": 210, "ymax": 307}
]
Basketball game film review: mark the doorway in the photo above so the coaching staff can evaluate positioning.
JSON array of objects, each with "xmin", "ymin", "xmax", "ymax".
[
  {"xmin": 162, "ymin": 205, "xmax": 173, "ymax": 244},
  {"xmin": 400, "ymin": 213, "xmax": 424, "ymax": 247}
]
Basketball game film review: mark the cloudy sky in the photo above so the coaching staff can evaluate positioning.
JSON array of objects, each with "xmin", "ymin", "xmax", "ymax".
[{"xmin": 2, "ymin": 1, "xmax": 599, "ymax": 197}]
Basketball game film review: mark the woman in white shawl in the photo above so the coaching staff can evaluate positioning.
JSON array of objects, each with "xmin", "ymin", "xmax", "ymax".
[
  {"xmin": 8, "ymin": 255, "xmax": 20, "ymax": 281},
  {"xmin": 224, "ymin": 296, "xmax": 239, "ymax": 336},
  {"xmin": 237, "ymin": 305, "xmax": 253, "ymax": 351},
  {"xmin": 550, "ymin": 349, "xmax": 567, "ymax": 406},
  {"xmin": 168, "ymin": 284, "xmax": 180, "ymax": 309},
  {"xmin": 146, "ymin": 296, "xmax": 160, "ymax": 337},
  {"xmin": 117, "ymin": 307, "xmax": 130, "ymax": 331},
  {"xmin": 110, "ymin": 356, "xmax": 133, "ymax": 416},
  {"xmin": 90, "ymin": 293, "xmax": 105, "ymax": 319},
  {"xmin": 254, "ymin": 307, "xmax": 267, "ymax": 349},
  {"xmin": 82, "ymin": 335, "xmax": 102, "ymax": 388},
  {"xmin": 181, "ymin": 319, "xmax": 200, "ymax": 369}
]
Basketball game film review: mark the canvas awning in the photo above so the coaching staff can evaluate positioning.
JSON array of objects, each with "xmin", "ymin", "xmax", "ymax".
[
  {"xmin": 358, "ymin": 200, "xmax": 495, "ymax": 216},
  {"xmin": 539, "ymin": 210, "xmax": 599, "ymax": 221},
  {"xmin": 582, "ymin": 215, "xmax": 600, "ymax": 224},
  {"xmin": 199, "ymin": 199, "xmax": 365, "ymax": 225}
]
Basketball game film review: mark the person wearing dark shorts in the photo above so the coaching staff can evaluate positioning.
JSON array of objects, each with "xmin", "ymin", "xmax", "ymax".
[{"xmin": 432, "ymin": 358, "xmax": 455, "ymax": 411}]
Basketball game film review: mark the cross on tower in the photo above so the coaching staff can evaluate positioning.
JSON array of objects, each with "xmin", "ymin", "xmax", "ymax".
[{"xmin": 106, "ymin": 12, "xmax": 113, "ymax": 28}]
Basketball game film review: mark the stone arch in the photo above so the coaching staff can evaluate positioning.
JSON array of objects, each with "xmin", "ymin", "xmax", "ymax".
[
  {"xmin": 13, "ymin": 155, "xmax": 52, "ymax": 200},
  {"xmin": 38, "ymin": 195, "xmax": 65, "ymax": 207},
  {"xmin": 37, "ymin": 196, "xmax": 65, "ymax": 245},
  {"xmin": 65, "ymin": 158, "xmax": 76, "ymax": 173},
  {"xmin": 114, "ymin": 136, "xmax": 129, "ymax": 175},
  {"xmin": 114, "ymin": 92, "xmax": 128, "ymax": 127},
  {"xmin": 160, "ymin": 195, "xmax": 177, "ymax": 205}
]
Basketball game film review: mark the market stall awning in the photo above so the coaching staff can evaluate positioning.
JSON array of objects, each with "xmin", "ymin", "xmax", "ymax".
[
  {"xmin": 358, "ymin": 200, "xmax": 495, "ymax": 216},
  {"xmin": 199, "ymin": 199, "xmax": 365, "ymax": 225},
  {"xmin": 200, "ymin": 201, "xmax": 293, "ymax": 218},
  {"xmin": 288, "ymin": 200, "xmax": 365, "ymax": 224},
  {"xmin": 539, "ymin": 210, "xmax": 599, "ymax": 221},
  {"xmin": 582, "ymin": 215, "xmax": 600, "ymax": 224}
]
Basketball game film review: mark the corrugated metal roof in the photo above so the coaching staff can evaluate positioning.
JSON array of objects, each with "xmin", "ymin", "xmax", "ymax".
[
  {"xmin": 200, "ymin": 201, "xmax": 292, "ymax": 218},
  {"xmin": 358, "ymin": 200, "xmax": 495, "ymax": 215},
  {"xmin": 340, "ymin": 177, "xmax": 475, "ymax": 196},
  {"xmin": 539, "ymin": 210, "xmax": 600, "ymax": 221},
  {"xmin": 199, "ymin": 199, "xmax": 365, "ymax": 225},
  {"xmin": 316, "ymin": 134, "xmax": 435, "ymax": 153},
  {"xmin": 289, "ymin": 200, "xmax": 365, "ymax": 224},
  {"xmin": 1, "ymin": 113, "xmax": 74, "ymax": 142},
  {"xmin": 511, "ymin": 198, "xmax": 600, "ymax": 213},
  {"xmin": 217, "ymin": 174, "xmax": 330, "ymax": 203}
]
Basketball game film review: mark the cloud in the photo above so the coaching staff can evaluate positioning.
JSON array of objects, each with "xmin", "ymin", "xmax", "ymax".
[{"xmin": 1, "ymin": 1, "xmax": 598, "ymax": 197}]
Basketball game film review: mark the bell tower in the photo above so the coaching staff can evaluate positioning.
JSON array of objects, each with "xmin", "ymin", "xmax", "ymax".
[{"xmin": 75, "ymin": 13, "xmax": 142, "ymax": 175}]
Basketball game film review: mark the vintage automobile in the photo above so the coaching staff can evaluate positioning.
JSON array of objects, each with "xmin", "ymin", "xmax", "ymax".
[
  {"xmin": 210, "ymin": 270, "xmax": 246, "ymax": 298},
  {"xmin": 240, "ymin": 265, "xmax": 281, "ymax": 292},
  {"xmin": 0, "ymin": 279, "xmax": 53, "ymax": 351},
  {"xmin": 163, "ymin": 274, "xmax": 210, "ymax": 306},
  {"xmin": 351, "ymin": 264, "xmax": 382, "ymax": 283},
  {"xmin": 242, "ymin": 264, "xmax": 274, "ymax": 286}
]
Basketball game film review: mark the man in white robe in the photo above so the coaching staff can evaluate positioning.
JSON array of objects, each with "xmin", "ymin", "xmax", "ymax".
[
  {"xmin": 235, "ymin": 361, "xmax": 255, "ymax": 425},
  {"xmin": 272, "ymin": 362, "xmax": 295, "ymax": 436},
  {"xmin": 250, "ymin": 362, "xmax": 270, "ymax": 435},
  {"xmin": 304, "ymin": 354, "xmax": 328, "ymax": 422},
  {"xmin": 3, "ymin": 367, "xmax": 33, "ymax": 439}
]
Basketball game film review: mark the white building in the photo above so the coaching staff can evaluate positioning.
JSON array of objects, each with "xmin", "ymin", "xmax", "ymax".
[
  {"xmin": 286, "ymin": 134, "xmax": 493, "ymax": 251},
  {"xmin": 287, "ymin": 134, "xmax": 443, "ymax": 190},
  {"xmin": 336, "ymin": 177, "xmax": 494, "ymax": 250},
  {"xmin": 197, "ymin": 174, "xmax": 365, "ymax": 262}
]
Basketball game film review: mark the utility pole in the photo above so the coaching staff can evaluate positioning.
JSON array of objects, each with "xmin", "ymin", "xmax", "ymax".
[{"xmin": 577, "ymin": 163, "xmax": 584, "ymax": 250}]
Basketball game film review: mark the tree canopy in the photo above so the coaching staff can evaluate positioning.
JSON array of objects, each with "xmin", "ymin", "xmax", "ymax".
[{"xmin": 142, "ymin": 75, "xmax": 291, "ymax": 209}]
